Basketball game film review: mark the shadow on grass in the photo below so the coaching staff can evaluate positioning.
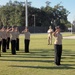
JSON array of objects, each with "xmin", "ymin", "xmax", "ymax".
[
  {"xmin": 4, "ymin": 49, "xmax": 75, "ymax": 59},
  {"xmin": 62, "ymin": 49, "xmax": 75, "ymax": 61},
  {"xmin": 1, "ymin": 49, "xmax": 55, "ymax": 59},
  {"xmin": 1, "ymin": 49, "xmax": 75, "ymax": 65},
  {"xmin": 0, "ymin": 59, "xmax": 53, "ymax": 63},
  {"xmin": 9, "ymin": 64, "xmax": 75, "ymax": 70}
]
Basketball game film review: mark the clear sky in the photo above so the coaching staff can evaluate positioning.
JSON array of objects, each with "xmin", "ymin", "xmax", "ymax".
[{"xmin": 0, "ymin": 0, "xmax": 75, "ymax": 23}]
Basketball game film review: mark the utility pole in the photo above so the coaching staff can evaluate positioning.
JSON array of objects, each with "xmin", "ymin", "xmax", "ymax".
[{"xmin": 25, "ymin": 0, "xmax": 28, "ymax": 28}]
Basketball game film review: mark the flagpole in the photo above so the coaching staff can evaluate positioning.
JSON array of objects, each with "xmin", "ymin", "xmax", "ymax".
[{"xmin": 25, "ymin": 0, "xmax": 28, "ymax": 28}]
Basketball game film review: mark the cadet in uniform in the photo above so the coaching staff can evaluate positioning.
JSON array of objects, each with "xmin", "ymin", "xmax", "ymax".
[
  {"xmin": 22, "ymin": 28, "xmax": 30, "ymax": 53},
  {"xmin": 15, "ymin": 27, "xmax": 20, "ymax": 51},
  {"xmin": 47, "ymin": 26, "xmax": 53, "ymax": 45},
  {"xmin": 6, "ymin": 27, "xmax": 10, "ymax": 49},
  {"xmin": 0, "ymin": 29, "xmax": 2, "ymax": 56},
  {"xmin": 1, "ymin": 27, "xmax": 7, "ymax": 52},
  {"xmin": 10, "ymin": 27, "xmax": 16, "ymax": 55},
  {"xmin": 53, "ymin": 26, "xmax": 63, "ymax": 66}
]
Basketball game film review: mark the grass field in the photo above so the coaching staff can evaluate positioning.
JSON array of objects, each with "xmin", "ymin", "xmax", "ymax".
[{"xmin": 0, "ymin": 33, "xmax": 75, "ymax": 75}]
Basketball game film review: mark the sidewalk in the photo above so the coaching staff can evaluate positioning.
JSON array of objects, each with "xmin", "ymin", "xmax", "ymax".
[{"xmin": 63, "ymin": 36, "xmax": 75, "ymax": 39}]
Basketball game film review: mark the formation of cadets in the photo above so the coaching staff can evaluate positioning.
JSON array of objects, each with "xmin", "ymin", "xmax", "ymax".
[
  {"xmin": 0, "ymin": 26, "xmax": 30, "ymax": 56},
  {"xmin": 0, "ymin": 25, "xmax": 62, "ymax": 66}
]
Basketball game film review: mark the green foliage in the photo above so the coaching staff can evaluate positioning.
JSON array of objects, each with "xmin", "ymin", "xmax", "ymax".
[{"xmin": 0, "ymin": 1, "xmax": 71, "ymax": 31}]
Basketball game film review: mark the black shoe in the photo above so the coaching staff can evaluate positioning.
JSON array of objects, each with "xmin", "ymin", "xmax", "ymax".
[
  {"xmin": 55, "ymin": 62, "xmax": 61, "ymax": 66},
  {"xmin": 56, "ymin": 63, "xmax": 61, "ymax": 66}
]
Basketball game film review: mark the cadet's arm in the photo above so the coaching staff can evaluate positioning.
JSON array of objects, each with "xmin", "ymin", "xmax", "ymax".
[{"xmin": 53, "ymin": 30, "xmax": 57, "ymax": 37}]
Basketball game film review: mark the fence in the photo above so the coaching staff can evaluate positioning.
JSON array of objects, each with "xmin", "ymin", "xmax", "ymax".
[{"xmin": 19, "ymin": 26, "xmax": 49, "ymax": 33}]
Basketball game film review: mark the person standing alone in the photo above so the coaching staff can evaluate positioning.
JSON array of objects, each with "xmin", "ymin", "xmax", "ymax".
[
  {"xmin": 47, "ymin": 26, "xmax": 53, "ymax": 45},
  {"xmin": 0, "ymin": 29, "xmax": 2, "ymax": 56},
  {"xmin": 53, "ymin": 26, "xmax": 63, "ymax": 66}
]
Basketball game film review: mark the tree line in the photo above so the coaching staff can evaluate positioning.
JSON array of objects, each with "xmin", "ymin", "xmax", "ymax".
[{"xmin": 0, "ymin": 0, "xmax": 71, "ymax": 31}]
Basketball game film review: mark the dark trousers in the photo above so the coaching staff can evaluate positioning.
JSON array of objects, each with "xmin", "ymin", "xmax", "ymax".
[
  {"xmin": 7, "ymin": 37, "xmax": 10, "ymax": 49},
  {"xmin": 0, "ymin": 41, "xmax": 2, "ymax": 57},
  {"xmin": 16, "ymin": 38, "xmax": 19, "ymax": 51},
  {"xmin": 54, "ymin": 44, "xmax": 62, "ymax": 65},
  {"xmin": 2, "ymin": 39, "xmax": 7, "ymax": 52},
  {"xmin": 11, "ymin": 40, "xmax": 16, "ymax": 55},
  {"xmin": 24, "ymin": 39, "xmax": 30, "ymax": 53}
]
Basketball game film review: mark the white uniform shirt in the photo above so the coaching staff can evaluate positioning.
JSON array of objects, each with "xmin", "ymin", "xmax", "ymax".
[
  {"xmin": 54, "ymin": 32, "xmax": 62, "ymax": 45},
  {"xmin": 0, "ymin": 31, "xmax": 2, "ymax": 41},
  {"xmin": 7, "ymin": 32, "xmax": 10, "ymax": 37},
  {"xmin": 10, "ymin": 31, "xmax": 17, "ymax": 40},
  {"xmin": 15, "ymin": 31, "xmax": 20, "ymax": 38},
  {"xmin": 1, "ymin": 31, "xmax": 7, "ymax": 39},
  {"xmin": 24, "ymin": 32, "xmax": 30, "ymax": 40},
  {"xmin": 47, "ymin": 29, "xmax": 53, "ymax": 38}
]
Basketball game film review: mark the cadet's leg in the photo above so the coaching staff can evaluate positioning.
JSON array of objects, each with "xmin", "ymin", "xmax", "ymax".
[
  {"xmin": 5, "ymin": 39, "xmax": 7, "ymax": 52},
  {"xmin": 2, "ymin": 39, "xmax": 4, "ymax": 52},
  {"xmin": 25, "ymin": 39, "xmax": 27, "ymax": 52},
  {"xmin": 27, "ymin": 40, "xmax": 30, "ymax": 53},
  {"xmin": 11, "ymin": 40, "xmax": 16, "ymax": 55},
  {"xmin": 2, "ymin": 39, "xmax": 6, "ymax": 52},
  {"xmin": 16, "ymin": 38, "xmax": 19, "ymax": 51},
  {"xmin": 24, "ymin": 39, "xmax": 26, "ymax": 52},
  {"xmin": 54, "ymin": 45, "xmax": 61, "ymax": 65},
  {"xmin": 58, "ymin": 45, "xmax": 62, "ymax": 64},
  {"xmin": 0, "ymin": 41, "xmax": 1, "ymax": 57},
  {"xmin": 54, "ymin": 44, "xmax": 58, "ymax": 65},
  {"xmin": 56, "ymin": 45, "xmax": 62, "ymax": 65},
  {"xmin": 48, "ymin": 37, "xmax": 50, "ymax": 45},
  {"xmin": 25, "ymin": 39, "xmax": 29, "ymax": 53},
  {"xmin": 7, "ymin": 37, "xmax": 10, "ymax": 49},
  {"xmin": 50, "ymin": 37, "xmax": 52, "ymax": 45}
]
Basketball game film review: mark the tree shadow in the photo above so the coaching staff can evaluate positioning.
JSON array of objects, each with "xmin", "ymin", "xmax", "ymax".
[
  {"xmin": 1, "ymin": 48, "xmax": 75, "ymax": 58},
  {"xmin": 1, "ymin": 49, "xmax": 75, "ymax": 68},
  {"xmin": 0, "ymin": 59, "xmax": 53, "ymax": 63},
  {"xmin": 62, "ymin": 49, "xmax": 75, "ymax": 59},
  {"xmin": 1, "ymin": 49, "xmax": 55, "ymax": 59},
  {"xmin": 9, "ymin": 64, "xmax": 75, "ymax": 70}
]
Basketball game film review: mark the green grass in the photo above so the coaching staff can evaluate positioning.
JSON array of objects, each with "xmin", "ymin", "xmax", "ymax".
[
  {"xmin": 61, "ymin": 32, "xmax": 75, "ymax": 37},
  {"xmin": 0, "ymin": 33, "xmax": 75, "ymax": 75}
]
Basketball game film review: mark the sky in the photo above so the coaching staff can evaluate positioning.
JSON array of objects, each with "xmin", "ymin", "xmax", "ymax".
[{"xmin": 0, "ymin": 0, "xmax": 75, "ymax": 23}]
